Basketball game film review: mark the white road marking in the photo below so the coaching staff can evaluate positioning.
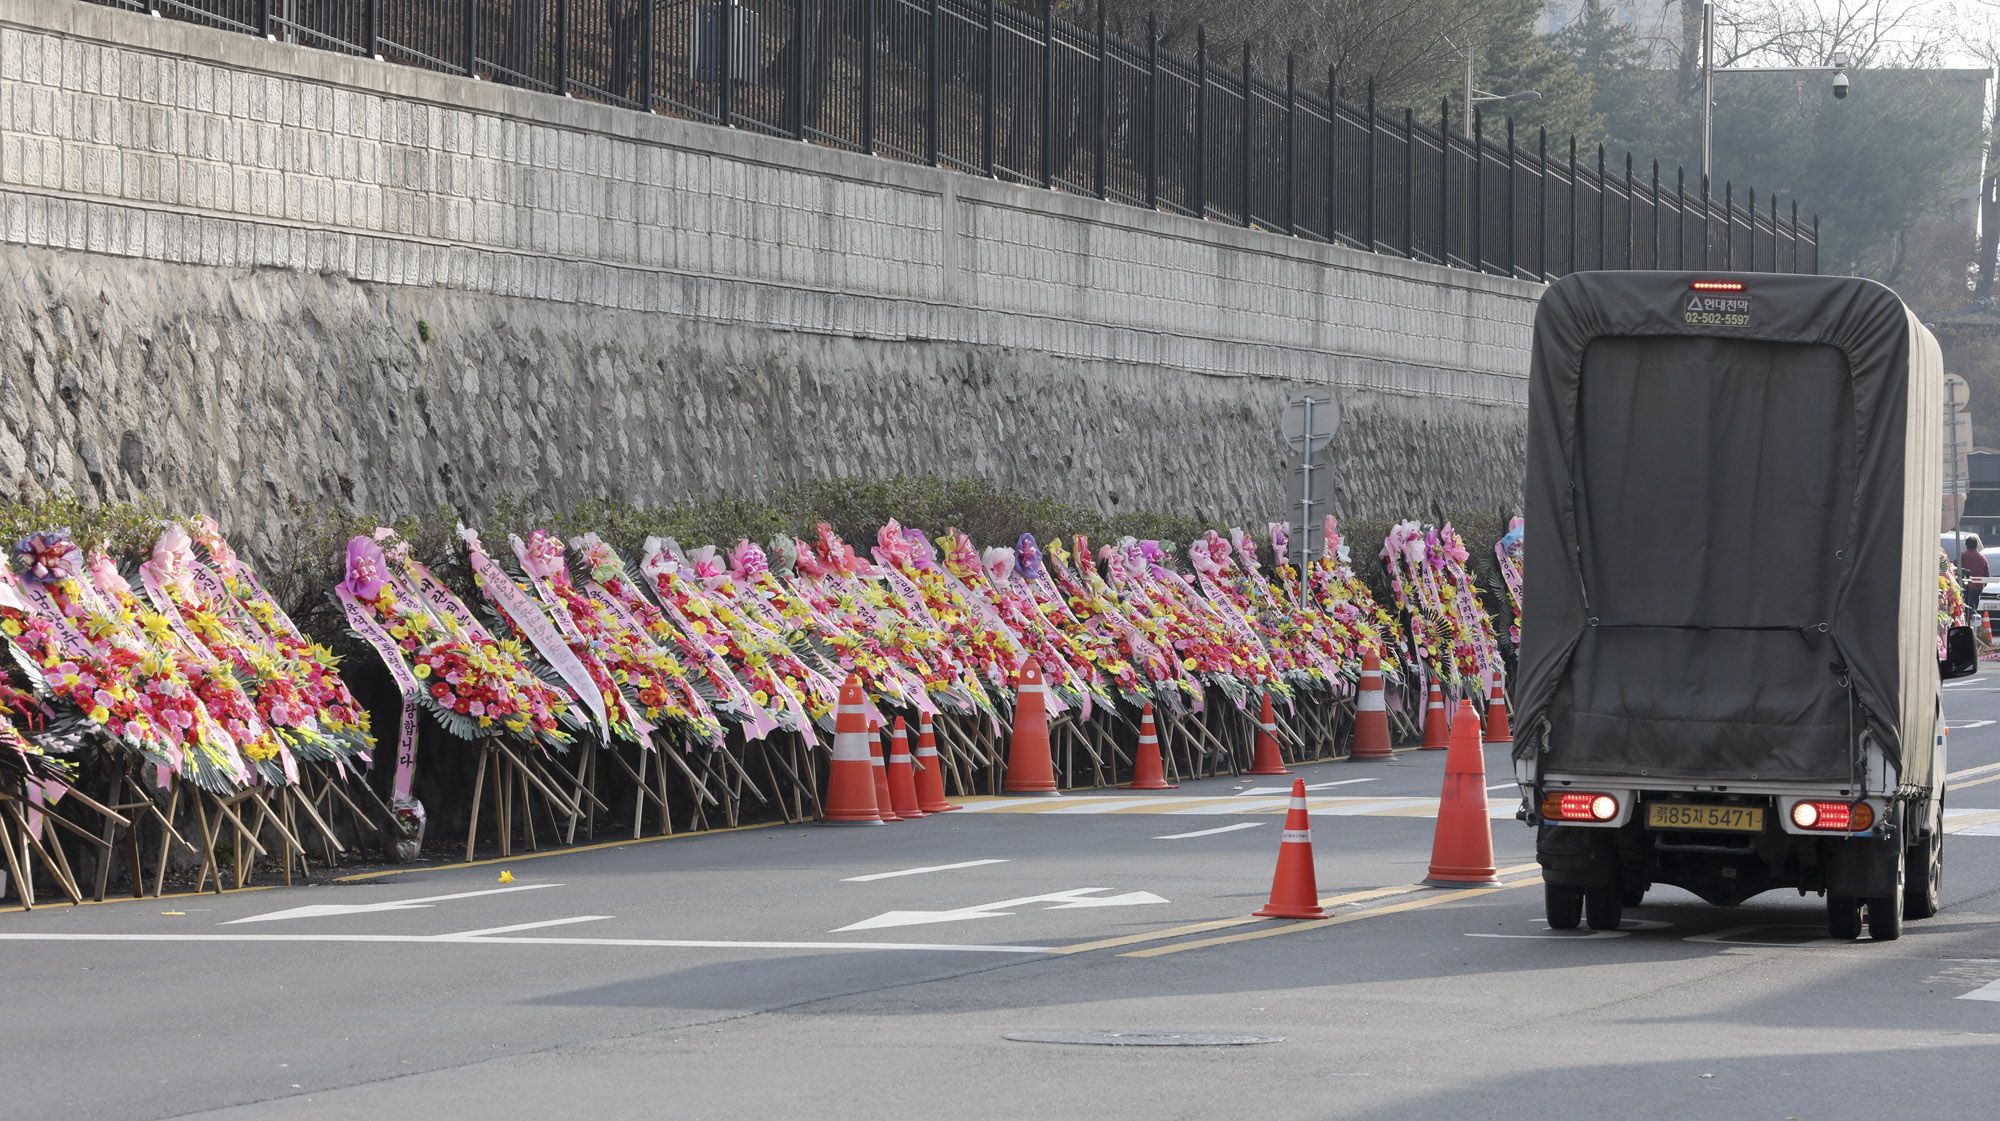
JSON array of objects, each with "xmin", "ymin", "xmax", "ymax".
[
  {"xmin": 223, "ymin": 884, "xmax": 561, "ymax": 924},
  {"xmin": 1166, "ymin": 798, "xmax": 1292, "ymax": 815},
  {"xmin": 1951, "ymin": 720, "xmax": 1996, "ymax": 730},
  {"xmin": 1466, "ymin": 918, "xmax": 1669, "ymax": 941},
  {"xmin": 842, "ymin": 859, "xmax": 1009, "ymax": 882},
  {"xmin": 438, "ymin": 916, "xmax": 612, "ymax": 939},
  {"xmin": 0, "ymin": 932, "xmax": 1055, "ymax": 954},
  {"xmin": 834, "ymin": 888, "xmax": 1169, "ymax": 932},
  {"xmin": 1154, "ymin": 822, "xmax": 1267, "ymax": 840},
  {"xmin": 1948, "ymin": 760, "xmax": 2000, "ymax": 783},
  {"xmin": 1682, "ymin": 925, "xmax": 1850, "ymax": 948},
  {"xmin": 1958, "ymin": 980, "xmax": 2000, "ymax": 1002},
  {"xmin": 1487, "ymin": 782, "xmax": 1517, "ymax": 791},
  {"xmin": 1235, "ymin": 779, "xmax": 1381, "ymax": 796}
]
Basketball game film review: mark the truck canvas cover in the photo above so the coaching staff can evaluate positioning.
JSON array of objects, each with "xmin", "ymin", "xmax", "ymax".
[{"xmin": 1515, "ymin": 272, "xmax": 1943, "ymax": 787}]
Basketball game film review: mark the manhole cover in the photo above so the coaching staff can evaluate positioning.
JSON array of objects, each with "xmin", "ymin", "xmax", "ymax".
[{"xmin": 1004, "ymin": 1031, "xmax": 1281, "ymax": 1047}]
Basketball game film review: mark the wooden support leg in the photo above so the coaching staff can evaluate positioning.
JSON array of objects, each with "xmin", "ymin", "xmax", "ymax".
[
  {"xmin": 466, "ymin": 741, "xmax": 491, "ymax": 863},
  {"xmin": 0, "ymin": 796, "xmax": 31, "ymax": 910},
  {"xmin": 631, "ymin": 746, "xmax": 648, "ymax": 841}
]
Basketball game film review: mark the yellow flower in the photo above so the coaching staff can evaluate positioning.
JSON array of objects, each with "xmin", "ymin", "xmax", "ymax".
[
  {"xmin": 414, "ymin": 663, "xmax": 432, "ymax": 678},
  {"xmin": 0, "ymin": 619, "xmax": 18, "ymax": 636},
  {"xmin": 90, "ymin": 705, "xmax": 110, "ymax": 723},
  {"xmin": 751, "ymin": 690, "xmax": 769, "ymax": 706}
]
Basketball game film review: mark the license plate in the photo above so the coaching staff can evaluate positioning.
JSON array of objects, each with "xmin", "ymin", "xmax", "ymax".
[{"xmin": 1645, "ymin": 803, "xmax": 1765, "ymax": 833}]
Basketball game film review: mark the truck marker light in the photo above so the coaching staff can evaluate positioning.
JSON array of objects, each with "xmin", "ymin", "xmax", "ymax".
[
  {"xmin": 1542, "ymin": 792, "xmax": 1618, "ymax": 822},
  {"xmin": 1690, "ymin": 280, "xmax": 1746, "ymax": 291},
  {"xmin": 1790, "ymin": 801, "xmax": 1868, "ymax": 832}
]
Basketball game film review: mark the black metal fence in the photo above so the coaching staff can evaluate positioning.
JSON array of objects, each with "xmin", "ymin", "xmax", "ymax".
[{"xmin": 88, "ymin": 0, "xmax": 1820, "ymax": 277}]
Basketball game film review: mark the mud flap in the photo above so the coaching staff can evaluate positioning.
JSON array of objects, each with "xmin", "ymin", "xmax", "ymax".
[
  {"xmin": 1822, "ymin": 834, "xmax": 1899, "ymax": 898},
  {"xmin": 1537, "ymin": 824, "xmax": 1617, "ymax": 888}
]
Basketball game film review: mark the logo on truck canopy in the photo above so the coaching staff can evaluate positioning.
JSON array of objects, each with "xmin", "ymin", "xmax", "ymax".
[{"xmin": 1684, "ymin": 292, "xmax": 1751, "ymax": 327}]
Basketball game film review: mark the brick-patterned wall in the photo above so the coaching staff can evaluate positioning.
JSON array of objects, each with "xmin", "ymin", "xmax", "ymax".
[{"xmin": 0, "ymin": 0, "xmax": 1538, "ymax": 552}]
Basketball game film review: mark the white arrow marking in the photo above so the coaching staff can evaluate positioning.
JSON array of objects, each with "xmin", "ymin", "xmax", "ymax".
[
  {"xmin": 1952, "ymin": 720, "xmax": 1996, "ymax": 730},
  {"xmin": 223, "ymin": 883, "xmax": 561, "ymax": 924},
  {"xmin": 1235, "ymin": 778, "xmax": 1380, "ymax": 796},
  {"xmin": 1958, "ymin": 979, "xmax": 2000, "ymax": 1001},
  {"xmin": 1155, "ymin": 822, "xmax": 1267, "ymax": 840},
  {"xmin": 833, "ymin": 888, "xmax": 1169, "ymax": 932}
]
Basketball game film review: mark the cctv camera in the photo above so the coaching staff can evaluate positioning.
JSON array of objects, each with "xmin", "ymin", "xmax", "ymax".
[{"xmin": 1832, "ymin": 70, "xmax": 1849, "ymax": 99}]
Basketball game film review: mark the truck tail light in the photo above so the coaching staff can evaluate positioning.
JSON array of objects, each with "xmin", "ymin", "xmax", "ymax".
[
  {"xmin": 1791, "ymin": 800, "xmax": 1873, "ymax": 832},
  {"xmin": 1543, "ymin": 791, "xmax": 1619, "ymax": 822},
  {"xmin": 1690, "ymin": 280, "xmax": 1746, "ymax": 291}
]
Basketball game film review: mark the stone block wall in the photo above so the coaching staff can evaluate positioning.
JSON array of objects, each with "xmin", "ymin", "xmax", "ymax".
[{"xmin": 0, "ymin": 0, "xmax": 1539, "ymax": 561}]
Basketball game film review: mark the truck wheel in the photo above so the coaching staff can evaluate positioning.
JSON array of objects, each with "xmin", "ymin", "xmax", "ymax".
[
  {"xmin": 1905, "ymin": 799, "xmax": 1943, "ymax": 921},
  {"xmin": 1545, "ymin": 884, "xmax": 1583, "ymax": 931},
  {"xmin": 1827, "ymin": 895, "xmax": 1863, "ymax": 940},
  {"xmin": 1621, "ymin": 884, "xmax": 1647, "ymax": 909},
  {"xmin": 1583, "ymin": 884, "xmax": 1624, "ymax": 931},
  {"xmin": 1868, "ymin": 846, "xmax": 1905, "ymax": 941}
]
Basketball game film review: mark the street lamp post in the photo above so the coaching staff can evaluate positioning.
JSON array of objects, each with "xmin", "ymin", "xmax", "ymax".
[
  {"xmin": 1697, "ymin": 2, "xmax": 1848, "ymax": 191},
  {"xmin": 1459, "ymin": 43, "xmax": 1540, "ymax": 134}
]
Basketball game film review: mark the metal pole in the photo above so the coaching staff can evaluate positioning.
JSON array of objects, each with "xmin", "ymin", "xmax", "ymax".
[
  {"xmin": 555, "ymin": 0, "xmax": 570, "ymax": 97},
  {"xmin": 1746, "ymin": 186, "xmax": 1755, "ymax": 270},
  {"xmin": 1403, "ymin": 107, "xmax": 1415, "ymax": 257},
  {"xmin": 1464, "ymin": 44, "xmax": 1474, "ymax": 135},
  {"xmin": 1039, "ymin": 0, "xmax": 1052, "ymax": 188},
  {"xmin": 983, "ymin": 0, "xmax": 997, "ymax": 176},
  {"xmin": 1651, "ymin": 160, "xmax": 1661, "ymax": 269},
  {"xmin": 1623, "ymin": 151, "xmax": 1633, "ymax": 268},
  {"xmin": 1538, "ymin": 127, "xmax": 1548, "ymax": 280},
  {"xmin": 1365, "ymin": 77, "xmax": 1377, "ymax": 250},
  {"xmin": 462, "ymin": 0, "xmax": 476, "ymax": 77},
  {"xmin": 1724, "ymin": 181, "xmax": 1733, "ymax": 267},
  {"xmin": 926, "ymin": 0, "xmax": 941, "ymax": 162},
  {"xmin": 1242, "ymin": 43, "xmax": 1254, "ymax": 228},
  {"xmin": 1700, "ymin": 0, "xmax": 1713, "ymax": 193},
  {"xmin": 1325, "ymin": 66, "xmax": 1338, "ymax": 243},
  {"xmin": 1095, "ymin": 0, "xmax": 1108, "ymax": 199},
  {"xmin": 1195, "ymin": 27, "xmax": 1207, "ymax": 220},
  {"xmin": 640, "ymin": 0, "xmax": 656, "ymax": 115},
  {"xmin": 1298, "ymin": 398, "xmax": 1316, "ymax": 585},
  {"xmin": 1472, "ymin": 110, "xmax": 1483, "ymax": 272},
  {"xmin": 1145, "ymin": 14, "xmax": 1159, "ymax": 210},
  {"xmin": 1284, "ymin": 55, "xmax": 1297, "ymax": 236},
  {"xmin": 257, "ymin": 0, "xmax": 271, "ymax": 39},
  {"xmin": 719, "ymin": 0, "xmax": 735, "ymax": 126},
  {"xmin": 1505, "ymin": 117, "xmax": 1515, "ymax": 277},
  {"xmin": 1592, "ymin": 143, "xmax": 1608, "ymax": 270},
  {"xmin": 789, "ymin": 0, "xmax": 804, "ymax": 137},
  {"xmin": 861, "ymin": 0, "xmax": 875, "ymax": 150},
  {"xmin": 1439, "ymin": 97, "xmax": 1450, "ymax": 265},
  {"xmin": 363, "ymin": 0, "xmax": 378, "ymax": 58},
  {"xmin": 1677, "ymin": 165, "xmax": 1686, "ymax": 268},
  {"xmin": 1567, "ymin": 135, "xmax": 1577, "ymax": 276}
]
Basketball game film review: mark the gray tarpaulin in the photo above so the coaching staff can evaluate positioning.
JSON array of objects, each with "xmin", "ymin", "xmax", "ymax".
[{"xmin": 1515, "ymin": 272, "xmax": 1942, "ymax": 787}]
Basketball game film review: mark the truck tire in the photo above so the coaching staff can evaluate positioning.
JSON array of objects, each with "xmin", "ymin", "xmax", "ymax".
[
  {"xmin": 1828, "ymin": 895, "xmax": 1863, "ymax": 940},
  {"xmin": 1905, "ymin": 797, "xmax": 1943, "ymax": 921},
  {"xmin": 1868, "ymin": 846, "xmax": 1905, "ymax": 941},
  {"xmin": 1621, "ymin": 884, "xmax": 1647, "ymax": 909},
  {"xmin": 1546, "ymin": 884, "xmax": 1583, "ymax": 930},
  {"xmin": 1583, "ymin": 884, "xmax": 1623, "ymax": 931}
]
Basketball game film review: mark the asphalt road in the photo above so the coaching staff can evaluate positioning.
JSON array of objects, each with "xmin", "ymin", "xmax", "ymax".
[{"xmin": 9, "ymin": 684, "xmax": 2000, "ymax": 1120}]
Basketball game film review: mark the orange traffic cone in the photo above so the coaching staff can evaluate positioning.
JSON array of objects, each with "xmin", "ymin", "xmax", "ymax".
[
  {"xmin": 1483, "ymin": 675, "xmax": 1511, "ymax": 746},
  {"xmin": 1002, "ymin": 658, "xmax": 1060, "ymax": 796},
  {"xmin": 821, "ymin": 674, "xmax": 884, "ymax": 825},
  {"xmin": 1120, "ymin": 703, "xmax": 1177, "ymax": 789},
  {"xmin": 913, "ymin": 712, "xmax": 961, "ymax": 812},
  {"xmin": 869, "ymin": 719, "xmax": 902, "ymax": 822},
  {"xmin": 1246, "ymin": 692, "xmax": 1290, "ymax": 775},
  {"xmin": 1423, "ymin": 699, "xmax": 1501, "ymax": 887},
  {"xmin": 1253, "ymin": 778, "xmax": 1329, "ymax": 919},
  {"xmin": 887, "ymin": 717, "xmax": 926, "ymax": 819},
  {"xmin": 1350, "ymin": 649, "xmax": 1393, "ymax": 761},
  {"xmin": 1419, "ymin": 682, "xmax": 1450, "ymax": 750}
]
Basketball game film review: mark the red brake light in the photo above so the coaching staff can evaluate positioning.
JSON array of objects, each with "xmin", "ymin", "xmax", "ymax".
[
  {"xmin": 1542, "ymin": 792, "xmax": 1619, "ymax": 822},
  {"xmin": 1691, "ymin": 280, "xmax": 1745, "ymax": 291}
]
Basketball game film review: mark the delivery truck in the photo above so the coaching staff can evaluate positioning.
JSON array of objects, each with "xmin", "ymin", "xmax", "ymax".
[{"xmin": 1513, "ymin": 271, "xmax": 1979, "ymax": 941}]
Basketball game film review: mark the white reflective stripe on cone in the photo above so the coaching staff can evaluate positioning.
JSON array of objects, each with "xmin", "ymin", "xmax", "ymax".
[
  {"xmin": 1281, "ymin": 830, "xmax": 1312, "ymax": 843},
  {"xmin": 1361, "ymin": 669, "xmax": 1382, "ymax": 680},
  {"xmin": 890, "ymin": 752, "xmax": 912, "ymax": 763},
  {"xmin": 1139, "ymin": 735, "xmax": 1157, "ymax": 745},
  {"xmin": 1259, "ymin": 723, "xmax": 1276, "ymax": 732},
  {"xmin": 836, "ymin": 704, "xmax": 868, "ymax": 718},
  {"xmin": 914, "ymin": 746, "xmax": 939, "ymax": 757},
  {"xmin": 1358, "ymin": 693, "xmax": 1386, "ymax": 712},
  {"xmin": 831, "ymin": 733, "xmax": 872, "ymax": 762},
  {"xmin": 1289, "ymin": 796, "xmax": 1309, "ymax": 810}
]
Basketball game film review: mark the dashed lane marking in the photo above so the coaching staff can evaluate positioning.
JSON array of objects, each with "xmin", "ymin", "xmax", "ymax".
[
  {"xmin": 1153, "ymin": 822, "xmax": 1266, "ymax": 840},
  {"xmin": 842, "ymin": 859, "xmax": 1009, "ymax": 882},
  {"xmin": 0, "ymin": 932, "xmax": 1059, "ymax": 954}
]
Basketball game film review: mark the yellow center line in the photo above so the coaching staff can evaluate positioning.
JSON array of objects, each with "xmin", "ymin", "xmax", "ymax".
[
  {"xmin": 1053, "ymin": 862, "xmax": 1542, "ymax": 955},
  {"xmin": 1121, "ymin": 875, "xmax": 1544, "ymax": 958},
  {"xmin": 1949, "ymin": 772, "xmax": 2000, "ymax": 792}
]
